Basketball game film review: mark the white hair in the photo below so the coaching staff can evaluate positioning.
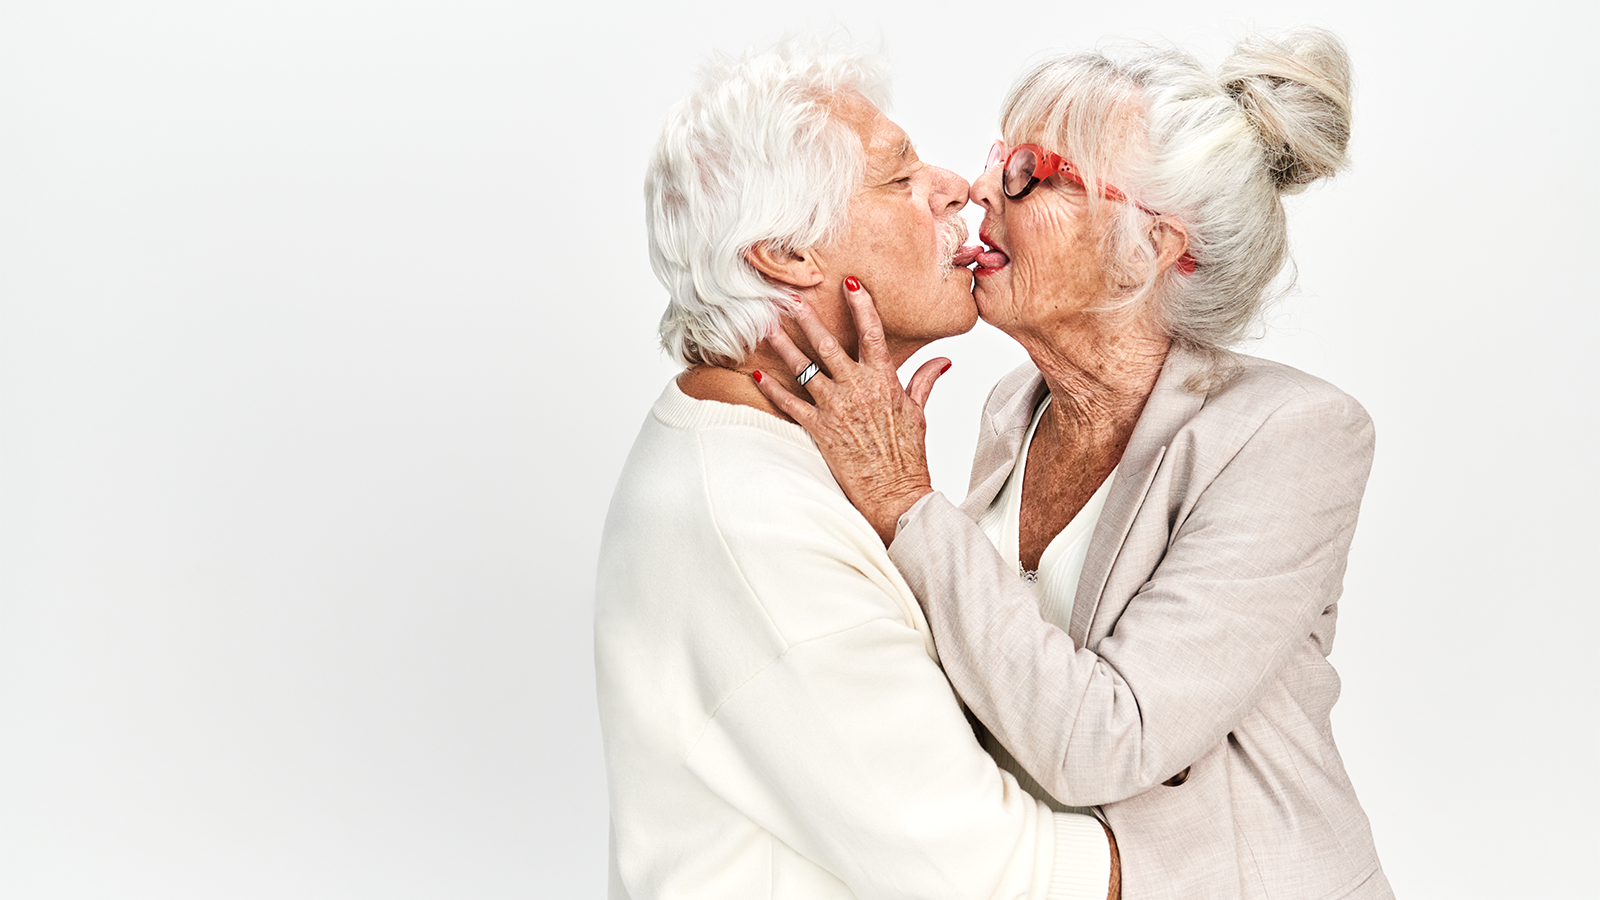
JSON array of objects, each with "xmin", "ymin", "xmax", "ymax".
[
  {"xmin": 1001, "ymin": 28, "xmax": 1352, "ymax": 378},
  {"xmin": 646, "ymin": 39, "xmax": 890, "ymax": 368}
]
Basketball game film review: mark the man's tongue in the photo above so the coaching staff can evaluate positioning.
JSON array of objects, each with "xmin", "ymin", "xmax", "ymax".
[{"xmin": 953, "ymin": 244, "xmax": 1011, "ymax": 269}]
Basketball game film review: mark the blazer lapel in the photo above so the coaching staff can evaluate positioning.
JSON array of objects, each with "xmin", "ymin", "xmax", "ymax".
[
  {"xmin": 1070, "ymin": 347, "xmax": 1210, "ymax": 643},
  {"xmin": 959, "ymin": 365, "xmax": 1050, "ymax": 519}
]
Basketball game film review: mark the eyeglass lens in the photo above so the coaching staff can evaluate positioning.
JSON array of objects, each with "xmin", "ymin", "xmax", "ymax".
[{"xmin": 1003, "ymin": 146, "xmax": 1040, "ymax": 199}]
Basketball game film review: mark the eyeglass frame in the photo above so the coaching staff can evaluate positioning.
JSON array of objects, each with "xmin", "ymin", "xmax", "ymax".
[
  {"xmin": 985, "ymin": 139, "xmax": 1150, "ymax": 209},
  {"xmin": 985, "ymin": 140, "xmax": 1196, "ymax": 274}
]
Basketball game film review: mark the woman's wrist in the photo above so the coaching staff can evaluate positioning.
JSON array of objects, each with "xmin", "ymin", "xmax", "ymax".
[{"xmin": 869, "ymin": 484, "xmax": 933, "ymax": 547}]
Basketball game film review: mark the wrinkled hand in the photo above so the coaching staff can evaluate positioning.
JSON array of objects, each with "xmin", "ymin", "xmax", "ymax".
[{"xmin": 753, "ymin": 278, "xmax": 952, "ymax": 546}]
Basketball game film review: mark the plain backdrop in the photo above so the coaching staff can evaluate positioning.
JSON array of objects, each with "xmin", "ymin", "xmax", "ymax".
[{"xmin": 3, "ymin": 1, "xmax": 1595, "ymax": 897}]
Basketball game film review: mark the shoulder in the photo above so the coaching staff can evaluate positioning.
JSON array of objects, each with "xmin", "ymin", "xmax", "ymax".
[
  {"xmin": 696, "ymin": 429, "xmax": 924, "ymax": 642},
  {"xmin": 605, "ymin": 381, "xmax": 853, "ymax": 538},
  {"xmin": 1179, "ymin": 350, "xmax": 1373, "ymax": 448},
  {"xmin": 607, "ymin": 407, "xmax": 871, "ymax": 558},
  {"xmin": 1123, "ymin": 353, "xmax": 1378, "ymax": 567},
  {"xmin": 1216, "ymin": 352, "xmax": 1370, "ymax": 421},
  {"xmin": 604, "ymin": 408, "xmax": 919, "ymax": 647},
  {"xmin": 1156, "ymin": 350, "xmax": 1375, "ymax": 490}
]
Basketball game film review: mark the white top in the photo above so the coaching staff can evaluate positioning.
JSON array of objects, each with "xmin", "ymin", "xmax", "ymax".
[
  {"xmin": 595, "ymin": 380, "xmax": 1111, "ymax": 900},
  {"xmin": 973, "ymin": 395, "xmax": 1114, "ymax": 816},
  {"xmin": 977, "ymin": 395, "xmax": 1116, "ymax": 630}
]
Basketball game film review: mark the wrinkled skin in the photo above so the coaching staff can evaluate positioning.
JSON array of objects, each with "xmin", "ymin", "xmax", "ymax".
[{"xmin": 755, "ymin": 280, "xmax": 947, "ymax": 546}]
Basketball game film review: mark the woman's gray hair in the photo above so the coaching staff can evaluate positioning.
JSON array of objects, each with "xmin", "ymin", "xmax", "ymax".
[
  {"xmin": 646, "ymin": 39, "xmax": 889, "ymax": 368},
  {"xmin": 1001, "ymin": 28, "xmax": 1352, "ymax": 375}
]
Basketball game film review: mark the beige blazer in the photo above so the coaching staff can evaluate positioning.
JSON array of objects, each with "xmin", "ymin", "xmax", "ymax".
[{"xmin": 889, "ymin": 347, "xmax": 1393, "ymax": 900}]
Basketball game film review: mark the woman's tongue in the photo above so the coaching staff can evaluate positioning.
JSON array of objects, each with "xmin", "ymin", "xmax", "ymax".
[{"xmin": 975, "ymin": 247, "xmax": 1010, "ymax": 269}]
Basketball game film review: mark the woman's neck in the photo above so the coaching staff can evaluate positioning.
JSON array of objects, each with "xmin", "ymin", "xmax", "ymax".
[
  {"xmin": 1011, "ymin": 309, "xmax": 1169, "ymax": 570},
  {"xmin": 1017, "ymin": 310, "xmax": 1170, "ymax": 450}
]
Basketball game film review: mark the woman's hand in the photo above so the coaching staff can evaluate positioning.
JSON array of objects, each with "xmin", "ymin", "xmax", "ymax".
[{"xmin": 753, "ymin": 277, "xmax": 952, "ymax": 546}]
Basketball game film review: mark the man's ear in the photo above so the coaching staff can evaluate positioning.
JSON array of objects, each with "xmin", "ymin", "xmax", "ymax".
[{"xmin": 745, "ymin": 242, "xmax": 824, "ymax": 289}]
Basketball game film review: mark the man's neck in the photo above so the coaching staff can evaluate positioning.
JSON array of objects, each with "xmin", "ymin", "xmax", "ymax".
[
  {"xmin": 676, "ymin": 332, "xmax": 931, "ymax": 421},
  {"xmin": 676, "ymin": 362, "xmax": 789, "ymax": 421}
]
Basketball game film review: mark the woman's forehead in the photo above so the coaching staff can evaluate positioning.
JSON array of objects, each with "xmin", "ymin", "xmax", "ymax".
[{"xmin": 1006, "ymin": 90, "xmax": 1144, "ymax": 153}]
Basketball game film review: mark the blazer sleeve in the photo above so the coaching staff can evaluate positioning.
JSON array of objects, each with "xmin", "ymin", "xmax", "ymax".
[{"xmin": 889, "ymin": 386, "xmax": 1375, "ymax": 807}]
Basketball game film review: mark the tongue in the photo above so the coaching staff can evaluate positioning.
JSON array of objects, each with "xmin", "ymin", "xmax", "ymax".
[
  {"xmin": 976, "ymin": 248, "xmax": 1010, "ymax": 269},
  {"xmin": 951, "ymin": 244, "xmax": 982, "ymax": 267}
]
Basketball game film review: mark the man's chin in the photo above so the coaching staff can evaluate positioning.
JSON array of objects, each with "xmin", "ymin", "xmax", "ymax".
[
  {"xmin": 886, "ymin": 309, "xmax": 977, "ymax": 365},
  {"xmin": 947, "ymin": 305, "xmax": 981, "ymax": 338},
  {"xmin": 922, "ymin": 297, "xmax": 982, "ymax": 343},
  {"xmin": 946, "ymin": 275, "xmax": 981, "ymax": 336}
]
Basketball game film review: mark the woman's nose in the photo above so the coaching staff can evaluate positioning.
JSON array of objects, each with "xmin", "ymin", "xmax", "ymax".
[{"xmin": 970, "ymin": 162, "xmax": 1002, "ymax": 210}]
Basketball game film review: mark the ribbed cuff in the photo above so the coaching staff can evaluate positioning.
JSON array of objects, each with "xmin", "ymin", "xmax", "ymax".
[{"xmin": 1045, "ymin": 812, "xmax": 1112, "ymax": 900}]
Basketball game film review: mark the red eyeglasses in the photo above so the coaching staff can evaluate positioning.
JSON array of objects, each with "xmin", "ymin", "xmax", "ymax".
[{"xmin": 986, "ymin": 140, "xmax": 1196, "ymax": 274}]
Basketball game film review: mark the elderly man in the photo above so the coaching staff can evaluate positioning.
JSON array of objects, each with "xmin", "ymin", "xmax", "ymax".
[{"xmin": 595, "ymin": 41, "xmax": 1117, "ymax": 899}]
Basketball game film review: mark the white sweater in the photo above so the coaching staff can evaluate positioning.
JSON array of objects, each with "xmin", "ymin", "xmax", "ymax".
[{"xmin": 594, "ymin": 380, "xmax": 1109, "ymax": 900}]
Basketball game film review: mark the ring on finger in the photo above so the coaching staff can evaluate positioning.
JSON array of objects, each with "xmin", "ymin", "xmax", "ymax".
[{"xmin": 796, "ymin": 362, "xmax": 822, "ymax": 387}]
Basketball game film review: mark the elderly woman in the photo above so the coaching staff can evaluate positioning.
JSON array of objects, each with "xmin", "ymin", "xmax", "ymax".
[{"xmin": 756, "ymin": 29, "xmax": 1393, "ymax": 900}]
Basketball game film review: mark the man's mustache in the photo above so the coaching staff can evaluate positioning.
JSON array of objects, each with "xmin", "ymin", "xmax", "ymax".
[{"xmin": 938, "ymin": 215, "xmax": 969, "ymax": 273}]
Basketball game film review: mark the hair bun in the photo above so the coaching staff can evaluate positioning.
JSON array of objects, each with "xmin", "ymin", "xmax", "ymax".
[{"xmin": 1220, "ymin": 27, "xmax": 1352, "ymax": 193}]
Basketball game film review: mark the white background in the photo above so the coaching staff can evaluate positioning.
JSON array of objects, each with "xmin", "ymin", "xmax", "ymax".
[{"xmin": 3, "ymin": 1, "xmax": 1595, "ymax": 897}]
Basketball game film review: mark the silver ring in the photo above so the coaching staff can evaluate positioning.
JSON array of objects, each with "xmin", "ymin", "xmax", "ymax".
[{"xmin": 796, "ymin": 362, "xmax": 821, "ymax": 387}]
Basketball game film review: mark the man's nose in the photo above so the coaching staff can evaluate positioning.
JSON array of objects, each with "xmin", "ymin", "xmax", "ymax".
[{"xmin": 929, "ymin": 166, "xmax": 971, "ymax": 216}]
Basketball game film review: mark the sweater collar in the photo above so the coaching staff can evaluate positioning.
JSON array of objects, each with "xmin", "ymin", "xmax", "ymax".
[{"xmin": 651, "ymin": 378, "xmax": 819, "ymax": 452}]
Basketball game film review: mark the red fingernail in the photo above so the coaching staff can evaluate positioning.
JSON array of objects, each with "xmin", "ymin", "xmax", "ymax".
[
  {"xmin": 940, "ymin": 362, "xmax": 952, "ymax": 375},
  {"xmin": 752, "ymin": 370, "xmax": 763, "ymax": 383},
  {"xmin": 844, "ymin": 276, "xmax": 861, "ymax": 292}
]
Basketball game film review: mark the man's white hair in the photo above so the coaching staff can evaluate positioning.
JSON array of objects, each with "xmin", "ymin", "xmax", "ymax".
[{"xmin": 646, "ymin": 38, "xmax": 890, "ymax": 368}]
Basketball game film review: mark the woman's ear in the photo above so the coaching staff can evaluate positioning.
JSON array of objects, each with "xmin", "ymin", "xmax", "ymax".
[
  {"xmin": 1151, "ymin": 218, "xmax": 1190, "ymax": 273},
  {"xmin": 745, "ymin": 243, "xmax": 824, "ymax": 289}
]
